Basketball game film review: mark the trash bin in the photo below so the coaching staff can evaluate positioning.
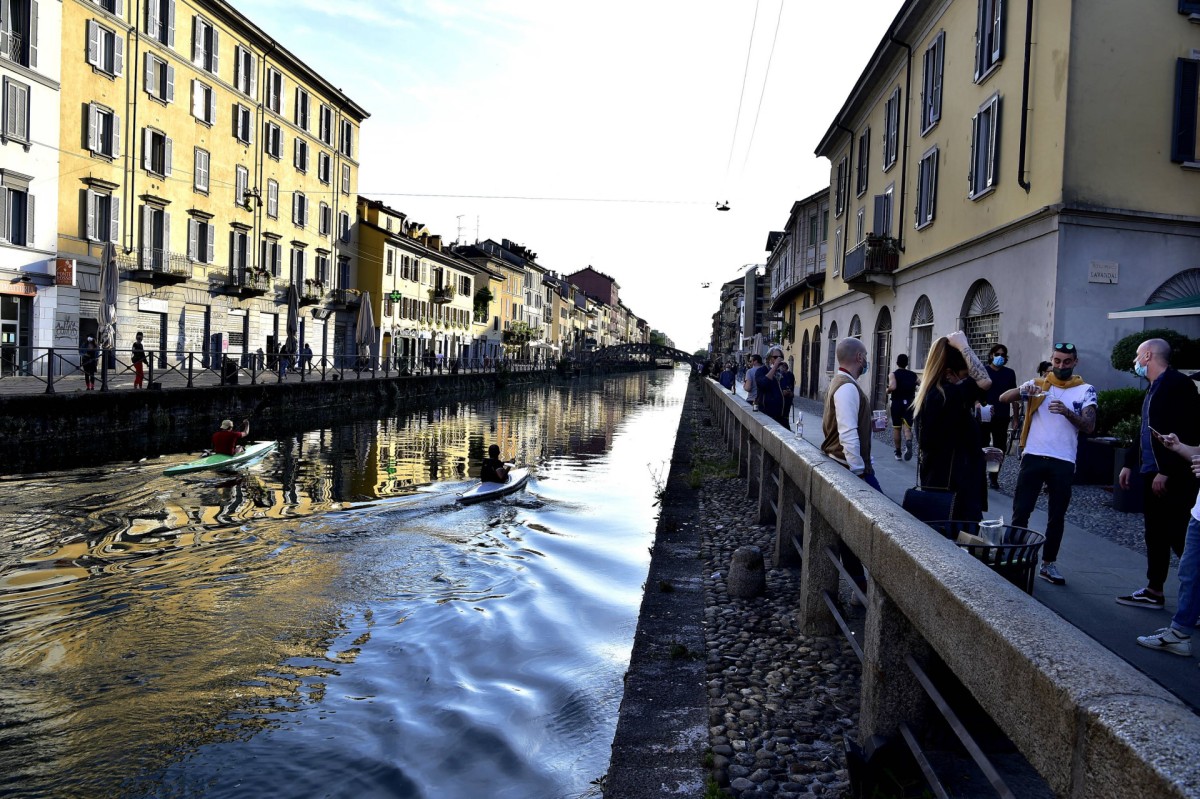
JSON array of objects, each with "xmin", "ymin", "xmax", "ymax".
[
  {"xmin": 222, "ymin": 357, "xmax": 239, "ymax": 385},
  {"xmin": 925, "ymin": 520, "xmax": 1045, "ymax": 594}
]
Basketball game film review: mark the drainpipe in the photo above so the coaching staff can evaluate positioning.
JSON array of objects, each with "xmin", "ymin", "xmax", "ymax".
[
  {"xmin": 125, "ymin": 1, "xmax": 141, "ymax": 256},
  {"xmin": 1018, "ymin": 0, "xmax": 1035, "ymax": 193},
  {"xmin": 256, "ymin": 42, "xmax": 276, "ymax": 274},
  {"xmin": 888, "ymin": 34, "xmax": 913, "ymax": 252}
]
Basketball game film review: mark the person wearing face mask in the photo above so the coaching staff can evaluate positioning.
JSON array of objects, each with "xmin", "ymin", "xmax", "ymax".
[
  {"xmin": 912, "ymin": 332, "xmax": 993, "ymax": 522},
  {"xmin": 980, "ymin": 344, "xmax": 1018, "ymax": 487},
  {"xmin": 998, "ymin": 342, "xmax": 1097, "ymax": 586},
  {"xmin": 1116, "ymin": 338, "xmax": 1200, "ymax": 610},
  {"xmin": 755, "ymin": 346, "xmax": 791, "ymax": 429}
]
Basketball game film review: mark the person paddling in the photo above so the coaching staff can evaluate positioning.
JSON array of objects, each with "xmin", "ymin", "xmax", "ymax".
[
  {"xmin": 480, "ymin": 444, "xmax": 510, "ymax": 483},
  {"xmin": 212, "ymin": 419, "xmax": 249, "ymax": 456}
]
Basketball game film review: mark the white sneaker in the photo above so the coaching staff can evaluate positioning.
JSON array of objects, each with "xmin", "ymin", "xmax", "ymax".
[{"xmin": 1137, "ymin": 627, "xmax": 1192, "ymax": 656}]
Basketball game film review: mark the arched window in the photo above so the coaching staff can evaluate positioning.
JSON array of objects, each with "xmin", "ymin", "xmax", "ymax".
[
  {"xmin": 1148, "ymin": 268, "xmax": 1200, "ymax": 303},
  {"xmin": 910, "ymin": 295, "xmax": 934, "ymax": 370},
  {"xmin": 848, "ymin": 315, "xmax": 862, "ymax": 339},
  {"xmin": 962, "ymin": 280, "xmax": 1000, "ymax": 354},
  {"xmin": 872, "ymin": 307, "xmax": 893, "ymax": 409},
  {"xmin": 826, "ymin": 321, "xmax": 838, "ymax": 371}
]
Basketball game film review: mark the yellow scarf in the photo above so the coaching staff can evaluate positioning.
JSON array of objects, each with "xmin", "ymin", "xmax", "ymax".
[{"xmin": 1019, "ymin": 373, "xmax": 1086, "ymax": 448}]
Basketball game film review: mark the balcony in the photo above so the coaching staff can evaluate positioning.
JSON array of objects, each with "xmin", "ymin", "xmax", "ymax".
[
  {"xmin": 118, "ymin": 249, "xmax": 190, "ymax": 285},
  {"xmin": 213, "ymin": 269, "xmax": 271, "ymax": 298},
  {"xmin": 328, "ymin": 288, "xmax": 361, "ymax": 309},
  {"xmin": 842, "ymin": 235, "xmax": 898, "ymax": 290},
  {"xmin": 0, "ymin": 30, "xmax": 23, "ymax": 65},
  {"xmin": 430, "ymin": 285, "xmax": 455, "ymax": 305},
  {"xmin": 301, "ymin": 282, "xmax": 324, "ymax": 306}
]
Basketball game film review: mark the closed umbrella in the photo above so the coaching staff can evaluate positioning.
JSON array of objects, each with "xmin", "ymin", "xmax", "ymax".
[
  {"xmin": 97, "ymin": 240, "xmax": 118, "ymax": 352},
  {"xmin": 355, "ymin": 291, "xmax": 375, "ymax": 366},
  {"xmin": 286, "ymin": 282, "xmax": 300, "ymax": 337}
]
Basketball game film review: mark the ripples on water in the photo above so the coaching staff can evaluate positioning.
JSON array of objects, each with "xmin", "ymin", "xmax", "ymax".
[{"xmin": 0, "ymin": 370, "xmax": 687, "ymax": 799}]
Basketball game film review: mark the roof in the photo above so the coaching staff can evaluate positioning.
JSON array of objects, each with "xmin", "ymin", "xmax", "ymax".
[{"xmin": 1107, "ymin": 295, "xmax": 1200, "ymax": 319}]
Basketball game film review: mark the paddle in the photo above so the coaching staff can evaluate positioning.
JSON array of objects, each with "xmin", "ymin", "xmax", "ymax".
[{"xmin": 241, "ymin": 392, "xmax": 272, "ymax": 429}]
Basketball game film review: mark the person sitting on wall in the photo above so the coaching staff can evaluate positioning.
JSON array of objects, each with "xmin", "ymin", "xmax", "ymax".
[
  {"xmin": 480, "ymin": 445, "xmax": 510, "ymax": 483},
  {"xmin": 212, "ymin": 419, "xmax": 249, "ymax": 456}
]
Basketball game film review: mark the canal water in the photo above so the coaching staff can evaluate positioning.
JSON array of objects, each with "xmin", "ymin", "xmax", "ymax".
[{"xmin": 0, "ymin": 369, "xmax": 688, "ymax": 799}]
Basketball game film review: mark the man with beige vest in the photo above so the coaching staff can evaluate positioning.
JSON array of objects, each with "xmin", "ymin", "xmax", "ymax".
[{"xmin": 822, "ymin": 337, "xmax": 881, "ymax": 491}]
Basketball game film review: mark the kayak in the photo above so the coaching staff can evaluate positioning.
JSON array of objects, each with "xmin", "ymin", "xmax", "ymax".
[
  {"xmin": 457, "ymin": 468, "xmax": 531, "ymax": 505},
  {"xmin": 163, "ymin": 441, "xmax": 277, "ymax": 476}
]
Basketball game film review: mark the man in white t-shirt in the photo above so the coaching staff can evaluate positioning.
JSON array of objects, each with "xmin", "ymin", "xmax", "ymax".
[{"xmin": 998, "ymin": 342, "xmax": 1097, "ymax": 586}]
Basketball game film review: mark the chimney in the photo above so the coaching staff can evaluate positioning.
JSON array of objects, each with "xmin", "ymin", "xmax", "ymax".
[{"xmin": 428, "ymin": 235, "xmax": 441, "ymax": 251}]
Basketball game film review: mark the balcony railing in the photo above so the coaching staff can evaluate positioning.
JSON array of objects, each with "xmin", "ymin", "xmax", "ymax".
[
  {"xmin": 329, "ymin": 288, "xmax": 361, "ymax": 308},
  {"xmin": 213, "ymin": 269, "xmax": 272, "ymax": 297},
  {"xmin": 842, "ymin": 235, "xmax": 899, "ymax": 284},
  {"xmin": 301, "ymin": 283, "xmax": 325, "ymax": 304},
  {"xmin": 430, "ymin": 285, "xmax": 455, "ymax": 305},
  {"xmin": 118, "ymin": 249, "xmax": 190, "ymax": 282},
  {"xmin": 0, "ymin": 30, "xmax": 23, "ymax": 64}
]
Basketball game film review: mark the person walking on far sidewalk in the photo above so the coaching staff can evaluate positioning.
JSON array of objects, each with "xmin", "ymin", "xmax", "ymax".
[
  {"xmin": 887, "ymin": 353, "xmax": 918, "ymax": 461},
  {"xmin": 1136, "ymin": 432, "xmax": 1200, "ymax": 658},
  {"xmin": 981, "ymin": 344, "xmax": 1018, "ymax": 488},
  {"xmin": 1117, "ymin": 338, "xmax": 1200, "ymax": 610},
  {"xmin": 998, "ymin": 342, "xmax": 1097, "ymax": 586},
  {"xmin": 131, "ymin": 332, "xmax": 146, "ymax": 389}
]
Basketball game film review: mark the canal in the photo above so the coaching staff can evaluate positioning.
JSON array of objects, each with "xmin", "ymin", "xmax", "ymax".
[{"xmin": 0, "ymin": 369, "xmax": 689, "ymax": 799}]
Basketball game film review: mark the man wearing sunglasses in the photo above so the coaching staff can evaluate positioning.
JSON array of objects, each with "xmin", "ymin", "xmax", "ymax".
[{"xmin": 998, "ymin": 342, "xmax": 1097, "ymax": 586}]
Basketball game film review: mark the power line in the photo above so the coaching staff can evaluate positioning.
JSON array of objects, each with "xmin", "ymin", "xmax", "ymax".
[
  {"xmin": 742, "ymin": 0, "xmax": 785, "ymax": 171},
  {"xmin": 724, "ymin": 0, "xmax": 761, "ymax": 184},
  {"xmin": 357, "ymin": 192, "xmax": 706, "ymax": 206}
]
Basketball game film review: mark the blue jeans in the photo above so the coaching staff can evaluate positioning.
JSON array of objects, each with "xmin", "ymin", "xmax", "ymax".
[{"xmin": 1172, "ymin": 516, "xmax": 1200, "ymax": 636}]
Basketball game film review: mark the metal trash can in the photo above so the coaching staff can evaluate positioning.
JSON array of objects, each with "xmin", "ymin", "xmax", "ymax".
[{"xmin": 925, "ymin": 520, "xmax": 1046, "ymax": 594}]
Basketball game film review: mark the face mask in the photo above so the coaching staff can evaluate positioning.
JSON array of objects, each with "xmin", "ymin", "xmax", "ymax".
[
  {"xmin": 1052, "ymin": 366, "xmax": 1074, "ymax": 381},
  {"xmin": 860, "ymin": 360, "xmax": 869, "ymax": 377},
  {"xmin": 992, "ymin": 356, "xmax": 1006, "ymax": 367},
  {"xmin": 1134, "ymin": 362, "xmax": 1149, "ymax": 379}
]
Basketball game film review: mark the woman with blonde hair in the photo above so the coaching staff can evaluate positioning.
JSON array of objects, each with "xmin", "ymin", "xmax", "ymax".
[{"xmin": 913, "ymin": 331, "xmax": 993, "ymax": 522}]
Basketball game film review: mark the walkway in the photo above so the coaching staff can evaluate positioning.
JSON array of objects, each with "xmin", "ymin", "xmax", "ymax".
[{"xmin": 787, "ymin": 396, "xmax": 1200, "ymax": 713}]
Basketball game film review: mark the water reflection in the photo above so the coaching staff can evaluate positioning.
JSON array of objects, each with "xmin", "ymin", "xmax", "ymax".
[{"xmin": 0, "ymin": 370, "xmax": 687, "ymax": 799}]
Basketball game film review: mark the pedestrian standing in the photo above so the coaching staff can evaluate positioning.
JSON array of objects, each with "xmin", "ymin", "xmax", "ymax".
[
  {"xmin": 302, "ymin": 343, "xmax": 313, "ymax": 374},
  {"xmin": 131, "ymin": 332, "xmax": 146, "ymax": 389},
  {"xmin": 1117, "ymin": 338, "xmax": 1200, "ymax": 609},
  {"xmin": 981, "ymin": 344, "xmax": 1018, "ymax": 487},
  {"xmin": 81, "ymin": 336, "xmax": 99, "ymax": 390},
  {"xmin": 743, "ymin": 353, "xmax": 764, "ymax": 408},
  {"xmin": 998, "ymin": 342, "xmax": 1097, "ymax": 586},
  {"xmin": 718, "ymin": 362, "xmax": 736, "ymax": 393},
  {"xmin": 887, "ymin": 353, "xmax": 918, "ymax": 461},
  {"xmin": 755, "ymin": 347, "xmax": 790, "ymax": 429},
  {"xmin": 778, "ymin": 361, "xmax": 795, "ymax": 424}
]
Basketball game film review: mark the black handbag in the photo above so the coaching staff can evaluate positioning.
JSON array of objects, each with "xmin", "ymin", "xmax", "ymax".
[{"xmin": 902, "ymin": 422, "xmax": 957, "ymax": 523}]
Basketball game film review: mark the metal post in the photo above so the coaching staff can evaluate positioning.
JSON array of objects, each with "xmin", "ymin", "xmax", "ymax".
[
  {"xmin": 45, "ymin": 347, "xmax": 55, "ymax": 394},
  {"xmin": 186, "ymin": 352, "xmax": 194, "ymax": 388},
  {"xmin": 100, "ymin": 352, "xmax": 109, "ymax": 391}
]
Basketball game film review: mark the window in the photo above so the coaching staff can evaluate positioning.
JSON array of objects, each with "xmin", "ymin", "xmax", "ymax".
[
  {"xmin": 143, "ymin": 53, "xmax": 174, "ymax": 103},
  {"xmin": 975, "ymin": 0, "xmax": 1005, "ymax": 81},
  {"xmin": 193, "ymin": 147, "xmax": 209, "ymax": 193},
  {"xmin": 295, "ymin": 87, "xmax": 310, "ymax": 130},
  {"xmin": 188, "ymin": 217, "xmax": 215, "ymax": 263},
  {"xmin": 142, "ymin": 128, "xmax": 172, "ymax": 176},
  {"xmin": 85, "ymin": 189, "xmax": 120, "ymax": 242},
  {"xmin": 338, "ymin": 256, "xmax": 350, "ymax": 289},
  {"xmin": 261, "ymin": 237, "xmax": 282, "ymax": 276},
  {"xmin": 855, "ymin": 127, "xmax": 870, "ymax": 196},
  {"xmin": 192, "ymin": 16, "xmax": 218, "ymax": 74},
  {"xmin": 233, "ymin": 103, "xmax": 252, "ymax": 144},
  {"xmin": 139, "ymin": 205, "xmax": 170, "ymax": 267},
  {"xmin": 315, "ymin": 253, "xmax": 329, "ymax": 284},
  {"xmin": 915, "ymin": 147, "xmax": 938, "ymax": 228},
  {"xmin": 910, "ymin": 296, "xmax": 934, "ymax": 370},
  {"xmin": 191, "ymin": 80, "xmax": 215, "ymax": 124},
  {"xmin": 230, "ymin": 229, "xmax": 249, "ymax": 274},
  {"xmin": 856, "ymin": 207, "xmax": 865, "ymax": 243},
  {"xmin": 86, "ymin": 20, "xmax": 124, "ymax": 76},
  {"xmin": 1172, "ymin": 57, "xmax": 1200, "ymax": 163},
  {"xmin": 340, "ymin": 163, "xmax": 351, "ymax": 195},
  {"xmin": 339, "ymin": 119, "xmax": 353, "ymax": 157},
  {"xmin": 293, "ymin": 137, "xmax": 308, "ymax": 172},
  {"xmin": 921, "ymin": 31, "xmax": 945, "ymax": 133},
  {"xmin": 235, "ymin": 165, "xmax": 248, "ymax": 206},
  {"xmin": 318, "ymin": 202, "xmax": 331, "ymax": 235},
  {"xmin": 2, "ymin": 77, "xmax": 29, "ymax": 143},
  {"xmin": 317, "ymin": 151, "xmax": 331, "ymax": 184},
  {"xmin": 292, "ymin": 191, "xmax": 308, "ymax": 227},
  {"xmin": 962, "ymin": 280, "xmax": 1000, "ymax": 353},
  {"xmin": 826, "ymin": 322, "xmax": 838, "ymax": 372},
  {"xmin": 234, "ymin": 45, "xmax": 256, "ymax": 96},
  {"xmin": 265, "ymin": 67, "xmax": 284, "ymax": 115},
  {"xmin": 0, "ymin": 180, "xmax": 33, "ymax": 246},
  {"xmin": 833, "ymin": 228, "xmax": 842, "ymax": 276},
  {"xmin": 873, "ymin": 187, "xmax": 893, "ymax": 236},
  {"xmin": 145, "ymin": 0, "xmax": 175, "ymax": 47},
  {"xmin": 263, "ymin": 122, "xmax": 282, "ymax": 158},
  {"xmin": 291, "ymin": 247, "xmax": 305, "ymax": 284},
  {"xmin": 834, "ymin": 156, "xmax": 848, "ymax": 216},
  {"xmin": 822, "ymin": 208, "xmax": 829, "ymax": 240},
  {"xmin": 882, "ymin": 88, "xmax": 900, "ymax": 170},
  {"xmin": 87, "ymin": 103, "xmax": 120, "ymax": 157},
  {"xmin": 319, "ymin": 104, "xmax": 333, "ymax": 145},
  {"xmin": 266, "ymin": 179, "xmax": 278, "ymax": 218},
  {"xmin": 969, "ymin": 94, "xmax": 1001, "ymax": 198},
  {"xmin": 386, "ymin": 248, "xmax": 394, "ymax": 275},
  {"xmin": 338, "ymin": 211, "xmax": 350, "ymax": 242}
]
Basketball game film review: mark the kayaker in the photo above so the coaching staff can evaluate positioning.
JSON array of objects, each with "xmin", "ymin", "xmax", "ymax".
[
  {"xmin": 212, "ymin": 419, "xmax": 249, "ymax": 456},
  {"xmin": 480, "ymin": 445, "xmax": 510, "ymax": 483}
]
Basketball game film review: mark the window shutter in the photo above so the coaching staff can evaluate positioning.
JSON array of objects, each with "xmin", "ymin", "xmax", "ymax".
[
  {"xmin": 232, "ymin": 103, "xmax": 240, "ymax": 138},
  {"xmin": 987, "ymin": 97, "xmax": 1001, "ymax": 188},
  {"xmin": 147, "ymin": 0, "xmax": 160, "ymax": 40},
  {"xmin": 0, "ymin": 189, "xmax": 6, "ymax": 242},
  {"xmin": 1172, "ymin": 58, "xmax": 1200, "ymax": 163},
  {"xmin": 234, "ymin": 47, "xmax": 242, "ymax": 90},
  {"xmin": 207, "ymin": 87, "xmax": 215, "ymax": 123},
  {"xmin": 249, "ymin": 55, "xmax": 257, "ymax": 96},
  {"xmin": 973, "ymin": 5, "xmax": 983, "ymax": 80},
  {"xmin": 17, "ymin": 84, "xmax": 28, "ymax": 140},
  {"xmin": 112, "ymin": 113, "xmax": 120, "ymax": 157},
  {"xmin": 293, "ymin": 138, "xmax": 300, "ymax": 168},
  {"xmin": 29, "ymin": 0, "xmax": 38, "ymax": 68},
  {"xmin": 163, "ymin": 212, "xmax": 170, "ymax": 258},
  {"xmin": 114, "ymin": 0, "xmax": 123, "ymax": 16},
  {"xmin": 144, "ymin": 53, "xmax": 157, "ymax": 96},
  {"xmin": 86, "ymin": 190, "xmax": 97, "ymax": 240},
  {"xmin": 277, "ymin": 74, "xmax": 285, "ymax": 117},
  {"xmin": 165, "ymin": 65, "xmax": 175, "ymax": 103},
  {"xmin": 192, "ymin": 79, "xmax": 200, "ymax": 118},
  {"xmin": 188, "ymin": 218, "xmax": 197, "ymax": 259},
  {"xmin": 87, "ymin": 21, "xmax": 100, "ymax": 68},
  {"xmin": 114, "ymin": 35, "xmax": 124, "ymax": 75},
  {"xmin": 210, "ymin": 28, "xmax": 219, "ymax": 72},
  {"xmin": 873, "ymin": 195, "xmax": 888, "ymax": 235},
  {"xmin": 933, "ymin": 34, "xmax": 944, "ymax": 122},
  {"xmin": 207, "ymin": 223, "xmax": 215, "ymax": 262},
  {"xmin": 273, "ymin": 242, "xmax": 282, "ymax": 275},
  {"xmin": 141, "ymin": 205, "xmax": 153, "ymax": 263},
  {"xmin": 303, "ymin": 197, "xmax": 309, "ymax": 227},
  {"xmin": 163, "ymin": 136, "xmax": 173, "ymax": 176},
  {"xmin": 192, "ymin": 18, "xmax": 203, "ymax": 65},
  {"xmin": 929, "ymin": 150, "xmax": 938, "ymax": 223},
  {"xmin": 24, "ymin": 193, "xmax": 33, "ymax": 246},
  {"xmin": 88, "ymin": 103, "xmax": 99, "ymax": 151},
  {"xmin": 168, "ymin": 0, "xmax": 176, "ymax": 47},
  {"xmin": 142, "ymin": 128, "xmax": 152, "ymax": 171},
  {"xmin": 111, "ymin": 196, "xmax": 120, "ymax": 243},
  {"xmin": 992, "ymin": 0, "xmax": 1005, "ymax": 63}
]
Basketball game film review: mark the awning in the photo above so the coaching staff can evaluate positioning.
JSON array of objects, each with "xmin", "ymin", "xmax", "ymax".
[{"xmin": 1107, "ymin": 295, "xmax": 1200, "ymax": 319}]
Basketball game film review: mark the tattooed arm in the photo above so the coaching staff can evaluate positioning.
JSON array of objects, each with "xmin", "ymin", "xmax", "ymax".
[{"xmin": 946, "ymin": 331, "xmax": 992, "ymax": 391}]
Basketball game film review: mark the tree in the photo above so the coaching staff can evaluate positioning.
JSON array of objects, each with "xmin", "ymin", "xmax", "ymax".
[
  {"xmin": 692, "ymin": 348, "xmax": 710, "ymax": 361},
  {"xmin": 649, "ymin": 329, "xmax": 674, "ymax": 349}
]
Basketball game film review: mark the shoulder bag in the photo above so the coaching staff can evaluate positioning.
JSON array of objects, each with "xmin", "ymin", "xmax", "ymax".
[{"xmin": 902, "ymin": 418, "xmax": 957, "ymax": 524}]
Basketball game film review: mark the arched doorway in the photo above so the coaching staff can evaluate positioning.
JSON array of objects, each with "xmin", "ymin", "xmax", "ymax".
[
  {"xmin": 800, "ymin": 329, "xmax": 811, "ymax": 398},
  {"xmin": 872, "ymin": 307, "xmax": 892, "ymax": 409},
  {"xmin": 962, "ymin": 280, "xmax": 1000, "ymax": 355},
  {"xmin": 809, "ymin": 325, "xmax": 821, "ymax": 399}
]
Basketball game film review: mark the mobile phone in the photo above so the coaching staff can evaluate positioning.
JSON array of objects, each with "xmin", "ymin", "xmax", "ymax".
[{"xmin": 1150, "ymin": 427, "xmax": 1165, "ymax": 440}]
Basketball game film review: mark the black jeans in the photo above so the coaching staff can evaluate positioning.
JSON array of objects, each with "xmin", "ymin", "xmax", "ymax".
[
  {"xmin": 1142, "ymin": 471, "xmax": 1195, "ymax": 591},
  {"xmin": 1011, "ymin": 454, "xmax": 1075, "ymax": 563},
  {"xmin": 981, "ymin": 417, "xmax": 1009, "ymax": 450}
]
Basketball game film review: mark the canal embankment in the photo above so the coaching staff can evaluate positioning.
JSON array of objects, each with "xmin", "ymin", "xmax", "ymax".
[{"xmin": 606, "ymin": 377, "xmax": 859, "ymax": 799}]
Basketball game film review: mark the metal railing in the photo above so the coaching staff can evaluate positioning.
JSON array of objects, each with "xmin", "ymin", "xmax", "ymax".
[
  {"xmin": 0, "ymin": 30, "xmax": 23, "ymax": 64},
  {"xmin": 117, "ymin": 249, "xmax": 190, "ymax": 278}
]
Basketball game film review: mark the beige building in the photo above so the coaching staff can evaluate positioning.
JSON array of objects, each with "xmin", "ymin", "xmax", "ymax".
[{"xmin": 815, "ymin": 0, "xmax": 1200, "ymax": 403}]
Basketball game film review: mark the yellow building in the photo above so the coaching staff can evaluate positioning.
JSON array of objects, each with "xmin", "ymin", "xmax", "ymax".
[
  {"xmin": 453, "ymin": 240, "xmax": 526, "ymax": 363},
  {"xmin": 57, "ymin": 0, "xmax": 367, "ymax": 370},
  {"xmin": 815, "ymin": 0, "xmax": 1200, "ymax": 399}
]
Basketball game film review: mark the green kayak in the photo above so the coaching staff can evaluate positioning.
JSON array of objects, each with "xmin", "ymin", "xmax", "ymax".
[{"xmin": 163, "ymin": 441, "xmax": 277, "ymax": 476}]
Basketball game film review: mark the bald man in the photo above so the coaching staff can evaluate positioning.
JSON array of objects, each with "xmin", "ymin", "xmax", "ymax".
[{"xmin": 1117, "ymin": 338, "xmax": 1200, "ymax": 609}]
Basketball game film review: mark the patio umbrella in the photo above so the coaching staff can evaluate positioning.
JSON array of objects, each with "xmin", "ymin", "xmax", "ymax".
[
  {"xmin": 355, "ymin": 291, "xmax": 375, "ymax": 358},
  {"xmin": 97, "ymin": 240, "xmax": 118, "ymax": 352},
  {"xmin": 286, "ymin": 282, "xmax": 300, "ymax": 337}
]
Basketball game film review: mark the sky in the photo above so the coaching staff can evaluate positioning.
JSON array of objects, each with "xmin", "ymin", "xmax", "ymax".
[{"xmin": 237, "ymin": 0, "xmax": 903, "ymax": 351}]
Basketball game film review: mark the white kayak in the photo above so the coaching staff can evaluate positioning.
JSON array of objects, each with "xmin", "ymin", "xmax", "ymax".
[
  {"xmin": 164, "ymin": 441, "xmax": 276, "ymax": 476},
  {"xmin": 457, "ymin": 468, "xmax": 531, "ymax": 505}
]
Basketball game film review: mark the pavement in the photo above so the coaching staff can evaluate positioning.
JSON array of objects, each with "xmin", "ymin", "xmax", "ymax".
[{"xmin": 785, "ymin": 396, "xmax": 1200, "ymax": 714}]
